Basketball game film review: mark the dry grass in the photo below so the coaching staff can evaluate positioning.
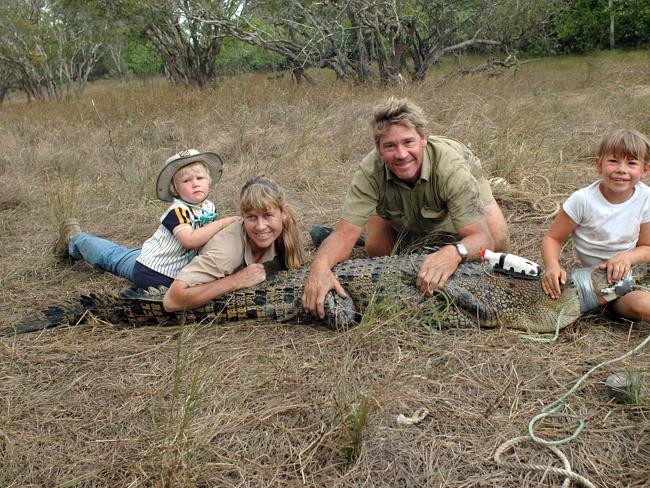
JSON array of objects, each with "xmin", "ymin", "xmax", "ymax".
[{"xmin": 1, "ymin": 50, "xmax": 650, "ymax": 487}]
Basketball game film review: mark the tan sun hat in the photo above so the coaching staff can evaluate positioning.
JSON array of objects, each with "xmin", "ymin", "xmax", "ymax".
[{"xmin": 156, "ymin": 149, "xmax": 224, "ymax": 202}]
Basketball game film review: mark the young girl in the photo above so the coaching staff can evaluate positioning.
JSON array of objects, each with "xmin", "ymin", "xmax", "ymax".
[
  {"xmin": 56, "ymin": 149, "xmax": 239, "ymax": 289},
  {"xmin": 163, "ymin": 175, "xmax": 304, "ymax": 312},
  {"xmin": 541, "ymin": 129, "xmax": 650, "ymax": 321}
]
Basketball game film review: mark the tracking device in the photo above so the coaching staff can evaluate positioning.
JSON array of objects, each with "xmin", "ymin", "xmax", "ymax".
[{"xmin": 481, "ymin": 249, "xmax": 541, "ymax": 279}]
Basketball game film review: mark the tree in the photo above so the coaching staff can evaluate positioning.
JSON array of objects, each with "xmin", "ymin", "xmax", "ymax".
[
  {"xmin": 116, "ymin": 0, "xmax": 243, "ymax": 87},
  {"xmin": 0, "ymin": 0, "xmax": 106, "ymax": 100},
  {"xmin": 195, "ymin": 0, "xmax": 513, "ymax": 84},
  {"xmin": 553, "ymin": 0, "xmax": 650, "ymax": 53},
  {"xmin": 0, "ymin": 0, "xmax": 59, "ymax": 100},
  {"xmin": 362, "ymin": 0, "xmax": 503, "ymax": 83},
  {"xmin": 193, "ymin": 0, "xmax": 361, "ymax": 83}
]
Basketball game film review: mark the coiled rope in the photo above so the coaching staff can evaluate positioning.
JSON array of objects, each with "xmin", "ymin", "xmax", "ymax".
[
  {"xmin": 493, "ymin": 436, "xmax": 596, "ymax": 488},
  {"xmin": 489, "ymin": 175, "xmax": 568, "ymax": 223},
  {"xmin": 496, "ymin": 284, "xmax": 650, "ymax": 486}
]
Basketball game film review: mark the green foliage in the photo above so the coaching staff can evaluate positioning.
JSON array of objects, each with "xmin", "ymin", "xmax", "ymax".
[
  {"xmin": 340, "ymin": 395, "xmax": 372, "ymax": 463},
  {"xmin": 2, "ymin": 0, "xmax": 649, "ymax": 86},
  {"xmin": 613, "ymin": 0, "xmax": 650, "ymax": 47},
  {"xmin": 554, "ymin": 0, "xmax": 650, "ymax": 53},
  {"xmin": 216, "ymin": 37, "xmax": 284, "ymax": 74},
  {"xmin": 554, "ymin": 0, "xmax": 609, "ymax": 52},
  {"xmin": 0, "ymin": 0, "xmax": 110, "ymax": 98},
  {"xmin": 122, "ymin": 39, "xmax": 162, "ymax": 77}
]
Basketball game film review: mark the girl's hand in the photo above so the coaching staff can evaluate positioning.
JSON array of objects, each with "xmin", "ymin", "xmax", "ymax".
[
  {"xmin": 542, "ymin": 266, "xmax": 566, "ymax": 299},
  {"xmin": 600, "ymin": 254, "xmax": 633, "ymax": 283}
]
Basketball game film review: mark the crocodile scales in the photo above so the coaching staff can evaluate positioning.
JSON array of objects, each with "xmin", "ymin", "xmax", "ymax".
[{"xmin": 8, "ymin": 254, "xmax": 646, "ymax": 335}]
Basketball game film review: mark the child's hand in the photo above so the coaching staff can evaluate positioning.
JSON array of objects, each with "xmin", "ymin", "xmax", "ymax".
[
  {"xmin": 600, "ymin": 254, "xmax": 633, "ymax": 283},
  {"xmin": 220, "ymin": 215, "xmax": 241, "ymax": 227},
  {"xmin": 542, "ymin": 266, "xmax": 566, "ymax": 299}
]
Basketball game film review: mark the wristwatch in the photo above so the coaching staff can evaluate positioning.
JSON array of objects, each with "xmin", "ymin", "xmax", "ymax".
[{"xmin": 454, "ymin": 242, "xmax": 468, "ymax": 263}]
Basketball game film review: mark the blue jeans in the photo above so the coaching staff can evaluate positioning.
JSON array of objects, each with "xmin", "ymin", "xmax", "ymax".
[{"xmin": 69, "ymin": 232, "xmax": 140, "ymax": 281}]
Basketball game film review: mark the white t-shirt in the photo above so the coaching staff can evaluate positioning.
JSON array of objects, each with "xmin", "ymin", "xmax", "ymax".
[{"xmin": 563, "ymin": 180, "xmax": 650, "ymax": 266}]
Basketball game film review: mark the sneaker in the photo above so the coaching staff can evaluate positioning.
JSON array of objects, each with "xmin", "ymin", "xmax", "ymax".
[
  {"xmin": 53, "ymin": 218, "xmax": 81, "ymax": 258},
  {"xmin": 310, "ymin": 225, "xmax": 333, "ymax": 248},
  {"xmin": 310, "ymin": 224, "xmax": 365, "ymax": 248}
]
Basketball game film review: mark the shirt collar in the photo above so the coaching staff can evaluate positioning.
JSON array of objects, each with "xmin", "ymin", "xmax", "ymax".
[{"xmin": 244, "ymin": 233, "xmax": 278, "ymax": 265}]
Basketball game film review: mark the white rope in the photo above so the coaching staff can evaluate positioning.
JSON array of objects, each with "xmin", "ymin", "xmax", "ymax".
[
  {"xmin": 396, "ymin": 407, "xmax": 429, "ymax": 426},
  {"xmin": 494, "ymin": 436, "xmax": 596, "ymax": 488},
  {"xmin": 497, "ymin": 300, "xmax": 650, "ymax": 485}
]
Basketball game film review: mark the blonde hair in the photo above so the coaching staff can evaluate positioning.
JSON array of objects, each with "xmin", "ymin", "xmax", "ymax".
[
  {"xmin": 597, "ymin": 129, "xmax": 650, "ymax": 164},
  {"xmin": 372, "ymin": 97, "xmax": 428, "ymax": 144},
  {"xmin": 239, "ymin": 176, "xmax": 304, "ymax": 269},
  {"xmin": 169, "ymin": 162, "xmax": 211, "ymax": 198}
]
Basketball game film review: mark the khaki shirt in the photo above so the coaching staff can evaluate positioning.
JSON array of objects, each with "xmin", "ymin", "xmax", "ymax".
[
  {"xmin": 341, "ymin": 136, "xmax": 494, "ymax": 236},
  {"xmin": 176, "ymin": 220, "xmax": 277, "ymax": 286}
]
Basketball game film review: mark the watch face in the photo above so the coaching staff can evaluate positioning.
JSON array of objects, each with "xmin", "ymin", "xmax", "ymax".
[{"xmin": 455, "ymin": 243, "xmax": 468, "ymax": 262}]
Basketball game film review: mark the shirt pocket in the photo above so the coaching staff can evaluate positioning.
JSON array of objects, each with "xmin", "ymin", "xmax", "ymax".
[{"xmin": 420, "ymin": 206, "xmax": 447, "ymax": 222}]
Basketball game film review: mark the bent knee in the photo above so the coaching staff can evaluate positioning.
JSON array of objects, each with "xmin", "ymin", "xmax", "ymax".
[
  {"xmin": 612, "ymin": 291, "xmax": 650, "ymax": 321},
  {"xmin": 365, "ymin": 215, "xmax": 394, "ymax": 257},
  {"xmin": 365, "ymin": 240, "xmax": 392, "ymax": 257}
]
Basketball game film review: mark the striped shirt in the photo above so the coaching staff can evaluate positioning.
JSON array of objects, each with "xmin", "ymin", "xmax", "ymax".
[{"xmin": 136, "ymin": 199, "xmax": 216, "ymax": 279}]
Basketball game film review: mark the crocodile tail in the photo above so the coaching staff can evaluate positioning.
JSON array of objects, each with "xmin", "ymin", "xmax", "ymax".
[{"xmin": 6, "ymin": 300, "xmax": 88, "ymax": 335}]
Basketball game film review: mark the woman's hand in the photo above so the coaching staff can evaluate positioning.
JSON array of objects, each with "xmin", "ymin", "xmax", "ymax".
[
  {"xmin": 163, "ymin": 264, "xmax": 267, "ymax": 312},
  {"xmin": 235, "ymin": 263, "xmax": 267, "ymax": 288},
  {"xmin": 541, "ymin": 266, "xmax": 566, "ymax": 299}
]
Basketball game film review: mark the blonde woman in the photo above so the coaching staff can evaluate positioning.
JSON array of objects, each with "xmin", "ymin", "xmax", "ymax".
[{"xmin": 163, "ymin": 175, "xmax": 304, "ymax": 312}]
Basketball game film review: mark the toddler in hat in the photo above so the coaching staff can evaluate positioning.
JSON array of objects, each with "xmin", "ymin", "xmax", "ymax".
[{"xmin": 55, "ymin": 150, "xmax": 239, "ymax": 289}]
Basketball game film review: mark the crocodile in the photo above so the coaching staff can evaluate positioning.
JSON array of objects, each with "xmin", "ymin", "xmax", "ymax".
[{"xmin": 7, "ymin": 254, "xmax": 648, "ymax": 335}]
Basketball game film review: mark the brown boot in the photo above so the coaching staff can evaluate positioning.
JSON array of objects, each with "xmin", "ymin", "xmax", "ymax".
[{"xmin": 53, "ymin": 218, "xmax": 82, "ymax": 258}]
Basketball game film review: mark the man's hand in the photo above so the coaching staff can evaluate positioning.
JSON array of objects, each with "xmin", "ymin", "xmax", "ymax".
[
  {"xmin": 302, "ymin": 220, "xmax": 362, "ymax": 319},
  {"xmin": 416, "ymin": 245, "xmax": 462, "ymax": 294},
  {"xmin": 541, "ymin": 266, "xmax": 566, "ymax": 299},
  {"xmin": 302, "ymin": 265, "xmax": 348, "ymax": 319}
]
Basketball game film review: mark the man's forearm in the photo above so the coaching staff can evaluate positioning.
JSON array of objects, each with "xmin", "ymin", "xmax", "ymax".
[
  {"xmin": 310, "ymin": 220, "xmax": 363, "ymax": 270},
  {"xmin": 456, "ymin": 220, "xmax": 494, "ymax": 262},
  {"xmin": 459, "ymin": 234, "xmax": 493, "ymax": 262},
  {"xmin": 484, "ymin": 202, "xmax": 510, "ymax": 252}
]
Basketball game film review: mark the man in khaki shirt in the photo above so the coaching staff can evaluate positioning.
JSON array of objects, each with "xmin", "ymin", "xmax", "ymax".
[{"xmin": 302, "ymin": 97, "xmax": 510, "ymax": 319}]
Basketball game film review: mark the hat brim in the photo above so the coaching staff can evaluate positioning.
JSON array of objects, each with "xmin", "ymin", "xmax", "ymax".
[{"xmin": 156, "ymin": 152, "xmax": 224, "ymax": 202}]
